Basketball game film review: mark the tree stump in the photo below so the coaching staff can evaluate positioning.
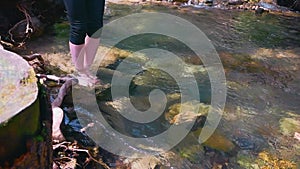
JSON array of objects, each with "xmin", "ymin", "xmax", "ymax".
[{"xmin": 0, "ymin": 45, "xmax": 52, "ymax": 168}]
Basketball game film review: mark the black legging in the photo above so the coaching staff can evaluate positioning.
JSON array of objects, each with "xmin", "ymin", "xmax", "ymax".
[{"xmin": 63, "ymin": 0, "xmax": 105, "ymax": 45}]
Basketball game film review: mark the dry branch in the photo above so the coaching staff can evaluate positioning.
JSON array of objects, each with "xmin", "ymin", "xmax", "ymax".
[
  {"xmin": 8, "ymin": 4, "xmax": 31, "ymax": 43},
  {"xmin": 22, "ymin": 53, "xmax": 44, "ymax": 62}
]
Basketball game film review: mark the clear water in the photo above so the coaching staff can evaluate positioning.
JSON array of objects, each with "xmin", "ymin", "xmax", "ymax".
[{"xmin": 62, "ymin": 3, "xmax": 300, "ymax": 168}]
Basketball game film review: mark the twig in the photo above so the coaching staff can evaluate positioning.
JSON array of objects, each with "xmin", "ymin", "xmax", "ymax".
[
  {"xmin": 36, "ymin": 74, "xmax": 76, "ymax": 85},
  {"xmin": 22, "ymin": 53, "xmax": 44, "ymax": 62},
  {"xmin": 80, "ymin": 123, "xmax": 95, "ymax": 133},
  {"xmin": 68, "ymin": 147, "xmax": 111, "ymax": 169},
  {"xmin": 0, "ymin": 37, "xmax": 14, "ymax": 48},
  {"xmin": 53, "ymin": 141, "xmax": 72, "ymax": 150},
  {"xmin": 17, "ymin": 2, "xmax": 33, "ymax": 37},
  {"xmin": 53, "ymin": 142, "xmax": 111, "ymax": 169},
  {"xmin": 8, "ymin": 2, "xmax": 33, "ymax": 45},
  {"xmin": 53, "ymin": 156, "xmax": 80, "ymax": 169},
  {"xmin": 53, "ymin": 156, "xmax": 76, "ymax": 161}
]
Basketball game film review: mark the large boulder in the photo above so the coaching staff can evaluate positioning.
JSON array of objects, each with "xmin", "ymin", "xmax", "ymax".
[{"xmin": 0, "ymin": 46, "xmax": 52, "ymax": 168}]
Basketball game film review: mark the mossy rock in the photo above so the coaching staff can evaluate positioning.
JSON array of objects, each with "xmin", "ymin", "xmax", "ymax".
[
  {"xmin": 192, "ymin": 128, "xmax": 236, "ymax": 153},
  {"xmin": 165, "ymin": 101, "xmax": 210, "ymax": 124},
  {"xmin": 0, "ymin": 100, "xmax": 40, "ymax": 163},
  {"xmin": 279, "ymin": 117, "xmax": 300, "ymax": 136},
  {"xmin": 0, "ymin": 46, "xmax": 40, "ymax": 164},
  {"xmin": 53, "ymin": 21, "xmax": 70, "ymax": 40},
  {"xmin": 0, "ymin": 46, "xmax": 38, "ymax": 123},
  {"xmin": 165, "ymin": 101, "xmax": 235, "ymax": 153},
  {"xmin": 173, "ymin": 132, "xmax": 204, "ymax": 162},
  {"xmin": 236, "ymin": 152, "xmax": 258, "ymax": 169}
]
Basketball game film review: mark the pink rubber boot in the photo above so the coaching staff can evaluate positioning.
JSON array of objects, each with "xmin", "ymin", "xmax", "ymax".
[
  {"xmin": 84, "ymin": 36, "xmax": 100, "ymax": 82},
  {"xmin": 69, "ymin": 41, "xmax": 94, "ymax": 86},
  {"xmin": 69, "ymin": 41, "xmax": 85, "ymax": 72}
]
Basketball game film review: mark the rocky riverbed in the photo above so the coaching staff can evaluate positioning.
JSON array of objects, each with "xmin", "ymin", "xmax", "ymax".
[{"xmin": 11, "ymin": 1, "xmax": 300, "ymax": 168}]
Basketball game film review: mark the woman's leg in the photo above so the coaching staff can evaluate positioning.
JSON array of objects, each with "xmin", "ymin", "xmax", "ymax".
[
  {"xmin": 84, "ymin": 35, "xmax": 100, "ymax": 74},
  {"xmin": 63, "ymin": 0, "xmax": 87, "ymax": 72},
  {"xmin": 84, "ymin": 0, "xmax": 105, "ymax": 75}
]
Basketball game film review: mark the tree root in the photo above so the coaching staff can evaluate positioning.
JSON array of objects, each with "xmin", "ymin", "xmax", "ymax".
[{"xmin": 22, "ymin": 53, "xmax": 44, "ymax": 62}]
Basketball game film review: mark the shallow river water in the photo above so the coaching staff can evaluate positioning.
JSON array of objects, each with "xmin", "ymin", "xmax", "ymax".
[{"xmin": 44, "ymin": 3, "xmax": 300, "ymax": 168}]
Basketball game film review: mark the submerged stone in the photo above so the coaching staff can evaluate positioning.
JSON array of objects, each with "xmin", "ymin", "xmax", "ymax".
[
  {"xmin": 279, "ymin": 117, "xmax": 300, "ymax": 136},
  {"xmin": 165, "ymin": 101, "xmax": 210, "ymax": 125},
  {"xmin": 233, "ymin": 137, "xmax": 255, "ymax": 150},
  {"xmin": 195, "ymin": 128, "xmax": 236, "ymax": 153}
]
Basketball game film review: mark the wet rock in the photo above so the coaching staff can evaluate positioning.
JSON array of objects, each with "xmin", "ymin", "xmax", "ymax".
[
  {"xmin": 236, "ymin": 151, "xmax": 257, "ymax": 168},
  {"xmin": 260, "ymin": 0, "xmax": 274, "ymax": 3},
  {"xmin": 189, "ymin": 0, "xmax": 213, "ymax": 6},
  {"xmin": 0, "ymin": 46, "xmax": 38, "ymax": 123},
  {"xmin": 61, "ymin": 108, "xmax": 96, "ymax": 147},
  {"xmin": 228, "ymin": 0, "xmax": 243, "ymax": 5},
  {"xmin": 164, "ymin": 101, "xmax": 236, "ymax": 154},
  {"xmin": 0, "ymin": 46, "xmax": 38, "ymax": 162},
  {"xmin": 191, "ymin": 115, "xmax": 207, "ymax": 131},
  {"xmin": 279, "ymin": 117, "xmax": 300, "ymax": 136},
  {"xmin": 164, "ymin": 101, "xmax": 210, "ymax": 125},
  {"xmin": 204, "ymin": 0, "xmax": 213, "ymax": 5},
  {"xmin": 233, "ymin": 137, "xmax": 255, "ymax": 150},
  {"xmin": 125, "ymin": 152, "xmax": 195, "ymax": 169},
  {"xmin": 173, "ymin": 1, "xmax": 182, "ymax": 5},
  {"xmin": 252, "ymin": 5, "xmax": 259, "ymax": 10},
  {"xmin": 255, "ymin": 7, "xmax": 266, "ymax": 14},
  {"xmin": 258, "ymin": 2, "xmax": 278, "ymax": 10},
  {"xmin": 277, "ymin": 0, "xmax": 300, "ymax": 11},
  {"xmin": 172, "ymin": 0, "xmax": 189, "ymax": 3},
  {"xmin": 173, "ymin": 132, "xmax": 205, "ymax": 162},
  {"xmin": 191, "ymin": 127, "xmax": 237, "ymax": 154},
  {"xmin": 130, "ymin": 156, "xmax": 160, "ymax": 169},
  {"xmin": 154, "ymin": 164, "xmax": 168, "ymax": 169}
]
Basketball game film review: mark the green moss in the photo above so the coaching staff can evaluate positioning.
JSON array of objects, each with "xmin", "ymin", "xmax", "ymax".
[
  {"xmin": 165, "ymin": 101, "xmax": 210, "ymax": 124},
  {"xmin": 0, "ymin": 99, "xmax": 40, "ymax": 136},
  {"xmin": 53, "ymin": 21, "xmax": 70, "ymax": 40},
  {"xmin": 0, "ymin": 99, "xmax": 40, "ymax": 161},
  {"xmin": 107, "ymin": 3, "xmax": 143, "ymax": 18},
  {"xmin": 173, "ymin": 131, "xmax": 204, "ymax": 162},
  {"xmin": 234, "ymin": 12, "xmax": 286, "ymax": 48},
  {"xmin": 192, "ymin": 128, "xmax": 236, "ymax": 153},
  {"xmin": 34, "ymin": 135, "xmax": 44, "ymax": 142},
  {"xmin": 221, "ymin": 52, "xmax": 269, "ymax": 73},
  {"xmin": 279, "ymin": 118, "xmax": 300, "ymax": 136},
  {"xmin": 237, "ymin": 153, "xmax": 257, "ymax": 169},
  {"xmin": 178, "ymin": 144, "xmax": 203, "ymax": 162}
]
